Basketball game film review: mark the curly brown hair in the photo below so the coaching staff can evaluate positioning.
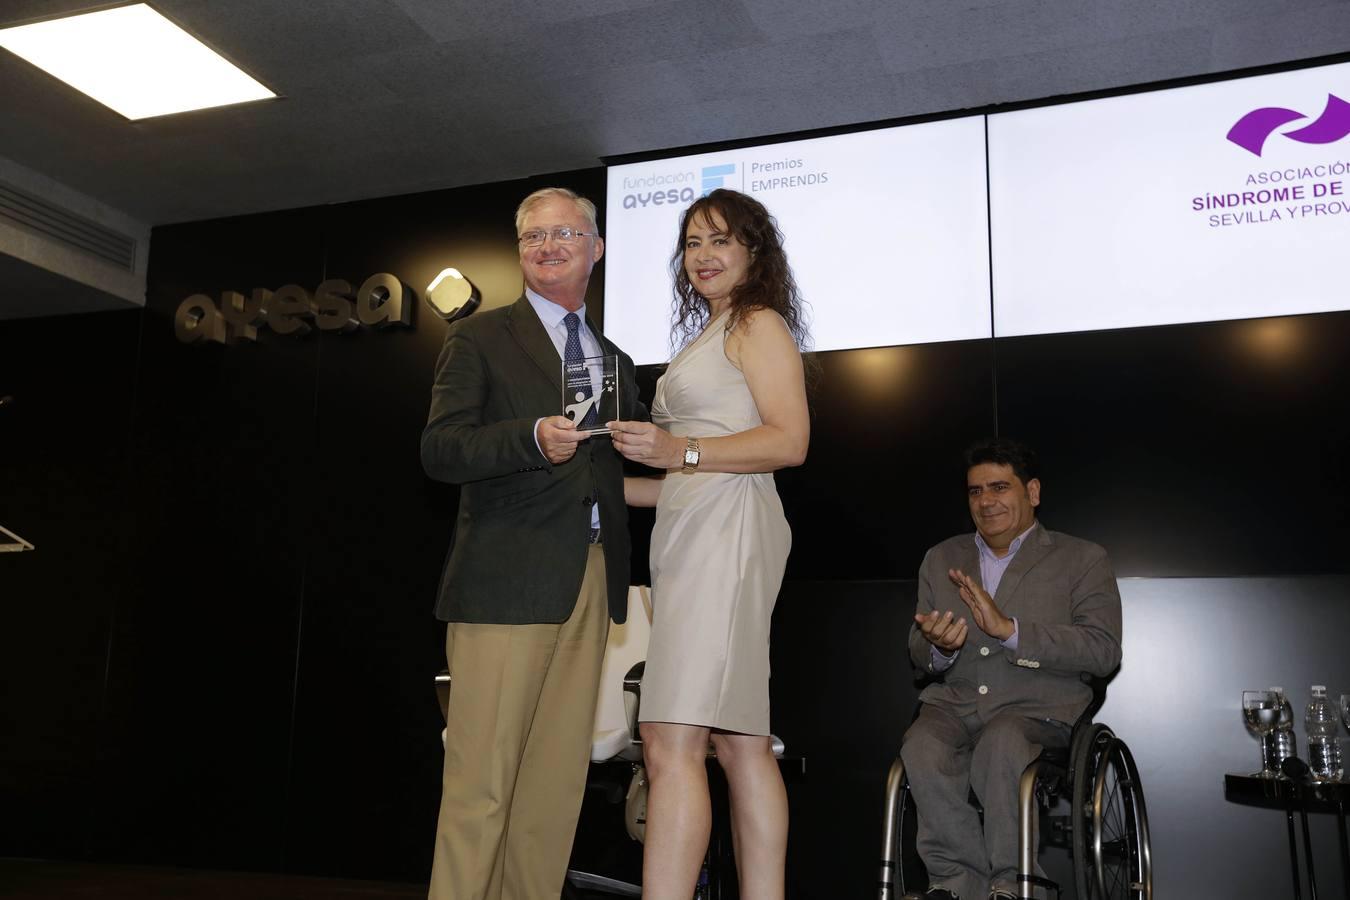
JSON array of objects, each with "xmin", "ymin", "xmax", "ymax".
[{"xmin": 669, "ymin": 189, "xmax": 812, "ymax": 355}]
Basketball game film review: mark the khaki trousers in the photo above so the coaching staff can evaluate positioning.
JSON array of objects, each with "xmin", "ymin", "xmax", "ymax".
[{"xmin": 429, "ymin": 545, "xmax": 609, "ymax": 900}]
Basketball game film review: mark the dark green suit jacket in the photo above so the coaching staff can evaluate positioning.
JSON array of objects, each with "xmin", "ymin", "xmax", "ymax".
[{"xmin": 421, "ymin": 295, "xmax": 645, "ymax": 625}]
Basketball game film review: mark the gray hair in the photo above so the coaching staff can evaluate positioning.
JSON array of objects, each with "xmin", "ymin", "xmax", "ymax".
[{"xmin": 514, "ymin": 187, "xmax": 599, "ymax": 236}]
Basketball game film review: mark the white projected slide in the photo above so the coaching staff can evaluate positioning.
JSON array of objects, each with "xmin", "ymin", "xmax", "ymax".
[
  {"xmin": 604, "ymin": 118, "xmax": 991, "ymax": 365},
  {"xmin": 988, "ymin": 62, "xmax": 1350, "ymax": 337}
]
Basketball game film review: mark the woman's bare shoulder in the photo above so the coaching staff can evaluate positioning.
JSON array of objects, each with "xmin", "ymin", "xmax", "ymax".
[{"xmin": 729, "ymin": 306, "xmax": 790, "ymax": 339}]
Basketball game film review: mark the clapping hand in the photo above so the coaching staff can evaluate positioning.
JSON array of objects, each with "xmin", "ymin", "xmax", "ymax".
[
  {"xmin": 914, "ymin": 608, "xmax": 968, "ymax": 654},
  {"xmin": 948, "ymin": 568, "xmax": 1014, "ymax": 641}
]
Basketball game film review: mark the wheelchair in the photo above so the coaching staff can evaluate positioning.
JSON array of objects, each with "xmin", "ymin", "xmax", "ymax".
[{"xmin": 877, "ymin": 678, "xmax": 1152, "ymax": 900}]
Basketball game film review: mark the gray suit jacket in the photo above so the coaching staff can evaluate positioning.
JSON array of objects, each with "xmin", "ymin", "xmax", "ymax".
[
  {"xmin": 421, "ymin": 295, "xmax": 645, "ymax": 625},
  {"xmin": 907, "ymin": 523, "xmax": 1123, "ymax": 726}
]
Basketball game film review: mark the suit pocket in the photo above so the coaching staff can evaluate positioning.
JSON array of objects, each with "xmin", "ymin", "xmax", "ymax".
[
  {"xmin": 465, "ymin": 471, "xmax": 549, "ymax": 512},
  {"xmin": 485, "ymin": 487, "xmax": 541, "ymax": 510}
]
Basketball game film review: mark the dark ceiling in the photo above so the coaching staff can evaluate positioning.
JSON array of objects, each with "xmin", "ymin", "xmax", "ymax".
[{"xmin": 2, "ymin": 0, "xmax": 1350, "ymax": 227}]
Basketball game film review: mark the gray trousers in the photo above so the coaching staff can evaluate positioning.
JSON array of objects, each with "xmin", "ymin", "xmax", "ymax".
[{"xmin": 900, "ymin": 705, "xmax": 1069, "ymax": 900}]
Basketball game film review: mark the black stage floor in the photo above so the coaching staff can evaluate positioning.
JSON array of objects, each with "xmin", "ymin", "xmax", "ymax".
[{"xmin": 0, "ymin": 859, "xmax": 427, "ymax": 899}]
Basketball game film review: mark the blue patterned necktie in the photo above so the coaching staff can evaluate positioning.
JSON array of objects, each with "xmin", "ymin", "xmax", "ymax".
[{"xmin": 563, "ymin": 312, "xmax": 597, "ymax": 429}]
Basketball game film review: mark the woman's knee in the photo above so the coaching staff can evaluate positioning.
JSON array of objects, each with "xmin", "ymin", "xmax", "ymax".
[
  {"xmin": 642, "ymin": 723, "xmax": 709, "ymax": 777},
  {"xmin": 711, "ymin": 733, "xmax": 773, "ymax": 774}
]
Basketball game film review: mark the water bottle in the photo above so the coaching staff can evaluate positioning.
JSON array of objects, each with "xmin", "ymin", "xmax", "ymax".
[
  {"xmin": 1265, "ymin": 687, "xmax": 1298, "ymax": 774},
  {"xmin": 1305, "ymin": 685, "xmax": 1344, "ymax": 782}
]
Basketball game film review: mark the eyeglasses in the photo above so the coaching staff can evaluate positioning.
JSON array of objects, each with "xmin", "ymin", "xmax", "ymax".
[{"xmin": 518, "ymin": 226, "xmax": 599, "ymax": 247}]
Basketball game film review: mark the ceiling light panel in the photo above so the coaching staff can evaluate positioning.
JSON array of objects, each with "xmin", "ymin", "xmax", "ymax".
[{"xmin": 0, "ymin": 4, "xmax": 275, "ymax": 120}]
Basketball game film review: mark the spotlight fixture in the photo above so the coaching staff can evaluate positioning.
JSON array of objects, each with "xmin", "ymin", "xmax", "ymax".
[
  {"xmin": 0, "ymin": 4, "xmax": 276, "ymax": 120},
  {"xmin": 425, "ymin": 268, "xmax": 481, "ymax": 323}
]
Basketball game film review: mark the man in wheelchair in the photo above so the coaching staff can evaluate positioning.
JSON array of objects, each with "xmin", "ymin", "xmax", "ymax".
[{"xmin": 902, "ymin": 438, "xmax": 1122, "ymax": 900}]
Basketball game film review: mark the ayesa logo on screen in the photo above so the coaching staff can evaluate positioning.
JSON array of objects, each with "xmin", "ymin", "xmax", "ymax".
[
  {"xmin": 701, "ymin": 163, "xmax": 736, "ymax": 194},
  {"xmin": 620, "ymin": 168, "xmax": 697, "ymax": 210},
  {"xmin": 1226, "ymin": 93, "xmax": 1350, "ymax": 156},
  {"xmin": 620, "ymin": 162, "xmax": 738, "ymax": 210}
]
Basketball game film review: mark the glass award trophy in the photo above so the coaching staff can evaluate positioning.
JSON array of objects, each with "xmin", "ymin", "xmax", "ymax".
[{"xmin": 562, "ymin": 354, "xmax": 619, "ymax": 435}]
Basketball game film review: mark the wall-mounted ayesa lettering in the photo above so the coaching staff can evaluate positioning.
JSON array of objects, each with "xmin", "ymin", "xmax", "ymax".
[{"xmin": 173, "ymin": 274, "xmax": 413, "ymax": 344}]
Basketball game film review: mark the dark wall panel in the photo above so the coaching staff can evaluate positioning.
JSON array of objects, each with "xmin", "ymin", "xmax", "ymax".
[
  {"xmin": 996, "ymin": 313, "xmax": 1350, "ymax": 576},
  {"xmin": 0, "ymin": 309, "xmax": 140, "ymax": 858},
  {"xmin": 279, "ymin": 315, "xmax": 449, "ymax": 880},
  {"xmin": 779, "ymin": 341, "xmax": 996, "ymax": 580},
  {"xmin": 769, "ymin": 579, "xmax": 920, "ymax": 900},
  {"xmin": 90, "ymin": 213, "xmax": 326, "ymax": 868}
]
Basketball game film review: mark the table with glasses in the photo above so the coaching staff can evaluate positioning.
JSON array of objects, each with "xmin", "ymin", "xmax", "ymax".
[
  {"xmin": 1226, "ymin": 689, "xmax": 1350, "ymax": 900},
  {"xmin": 1224, "ymin": 773, "xmax": 1349, "ymax": 900}
]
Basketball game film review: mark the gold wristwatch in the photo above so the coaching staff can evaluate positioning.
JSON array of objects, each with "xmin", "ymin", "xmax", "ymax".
[{"xmin": 681, "ymin": 437, "xmax": 701, "ymax": 474}]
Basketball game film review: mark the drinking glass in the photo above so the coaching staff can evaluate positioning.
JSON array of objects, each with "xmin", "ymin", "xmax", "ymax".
[{"xmin": 1242, "ymin": 690, "xmax": 1281, "ymax": 777}]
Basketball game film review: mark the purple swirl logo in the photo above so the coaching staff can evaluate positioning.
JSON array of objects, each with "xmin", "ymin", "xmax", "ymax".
[{"xmin": 1227, "ymin": 93, "xmax": 1350, "ymax": 156}]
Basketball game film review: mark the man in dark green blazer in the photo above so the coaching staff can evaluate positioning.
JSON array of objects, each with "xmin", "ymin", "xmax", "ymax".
[
  {"xmin": 902, "ymin": 439, "xmax": 1122, "ymax": 900},
  {"xmin": 422, "ymin": 187, "xmax": 644, "ymax": 900}
]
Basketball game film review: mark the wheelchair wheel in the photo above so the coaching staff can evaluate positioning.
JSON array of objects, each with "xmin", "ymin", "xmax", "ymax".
[{"xmin": 1072, "ymin": 727, "xmax": 1152, "ymax": 899}]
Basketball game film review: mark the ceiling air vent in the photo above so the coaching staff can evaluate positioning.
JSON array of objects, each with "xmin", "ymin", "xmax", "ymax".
[{"xmin": 0, "ymin": 179, "xmax": 138, "ymax": 272}]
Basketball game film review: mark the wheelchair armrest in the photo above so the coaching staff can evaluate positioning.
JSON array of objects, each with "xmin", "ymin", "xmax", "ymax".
[
  {"xmin": 622, "ymin": 661, "xmax": 645, "ymax": 744},
  {"xmin": 435, "ymin": 669, "xmax": 451, "ymax": 724}
]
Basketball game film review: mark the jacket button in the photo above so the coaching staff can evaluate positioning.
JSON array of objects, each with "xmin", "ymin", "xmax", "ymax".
[
  {"xmin": 582, "ymin": 496, "xmax": 594, "ymax": 506},
  {"xmin": 979, "ymin": 647, "xmax": 990, "ymax": 657}
]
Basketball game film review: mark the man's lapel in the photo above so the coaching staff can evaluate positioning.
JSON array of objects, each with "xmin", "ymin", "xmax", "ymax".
[
  {"xmin": 586, "ymin": 312, "xmax": 609, "ymax": 355},
  {"xmin": 955, "ymin": 538, "xmax": 981, "ymax": 591},
  {"xmin": 993, "ymin": 523, "xmax": 1054, "ymax": 608},
  {"xmin": 506, "ymin": 295, "xmax": 564, "ymax": 396}
]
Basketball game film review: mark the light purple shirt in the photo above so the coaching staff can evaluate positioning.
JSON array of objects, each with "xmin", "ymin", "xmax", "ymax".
[{"xmin": 929, "ymin": 522, "xmax": 1037, "ymax": 671}]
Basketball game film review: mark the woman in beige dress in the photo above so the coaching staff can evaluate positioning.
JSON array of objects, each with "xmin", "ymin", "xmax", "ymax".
[{"xmin": 608, "ymin": 189, "xmax": 811, "ymax": 900}]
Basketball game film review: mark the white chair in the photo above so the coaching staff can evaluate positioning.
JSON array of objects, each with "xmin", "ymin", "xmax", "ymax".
[
  {"xmin": 567, "ymin": 585, "xmax": 791, "ymax": 900},
  {"xmin": 434, "ymin": 584, "xmax": 653, "ymax": 756},
  {"xmin": 434, "ymin": 590, "xmax": 652, "ymax": 898},
  {"xmin": 435, "ymin": 586, "xmax": 787, "ymax": 898},
  {"xmin": 564, "ymin": 585, "xmax": 653, "ymax": 899},
  {"xmin": 589, "ymin": 585, "xmax": 653, "ymax": 763}
]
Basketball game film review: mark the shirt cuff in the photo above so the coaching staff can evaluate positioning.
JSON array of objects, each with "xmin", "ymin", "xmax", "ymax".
[
  {"xmin": 1000, "ymin": 617, "xmax": 1019, "ymax": 651},
  {"xmin": 532, "ymin": 417, "xmax": 547, "ymax": 459},
  {"xmin": 930, "ymin": 644, "xmax": 958, "ymax": 672}
]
